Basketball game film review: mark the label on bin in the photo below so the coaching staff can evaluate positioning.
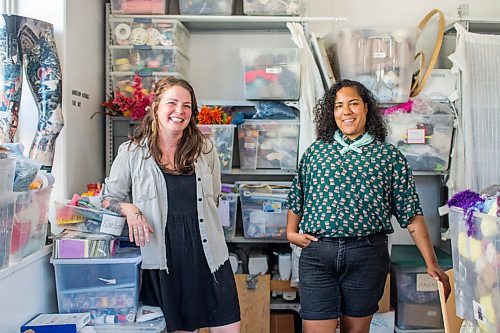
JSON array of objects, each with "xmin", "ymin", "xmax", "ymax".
[
  {"xmin": 100, "ymin": 214, "xmax": 126, "ymax": 236},
  {"xmin": 373, "ymin": 52, "xmax": 386, "ymax": 58},
  {"xmin": 406, "ymin": 129, "xmax": 426, "ymax": 144},
  {"xmin": 263, "ymin": 201, "xmax": 282, "ymax": 213},
  {"xmin": 266, "ymin": 67, "xmax": 282, "ymax": 74},
  {"xmin": 416, "ymin": 273, "xmax": 438, "ymax": 291},
  {"xmin": 473, "ymin": 300, "xmax": 487, "ymax": 324}
]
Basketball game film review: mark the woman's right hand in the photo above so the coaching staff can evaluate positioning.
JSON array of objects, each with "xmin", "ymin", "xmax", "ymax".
[
  {"xmin": 287, "ymin": 231, "xmax": 318, "ymax": 249},
  {"xmin": 121, "ymin": 203, "xmax": 154, "ymax": 246}
]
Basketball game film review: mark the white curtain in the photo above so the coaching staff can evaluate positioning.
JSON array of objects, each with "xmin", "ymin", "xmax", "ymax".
[
  {"xmin": 447, "ymin": 23, "xmax": 500, "ymax": 193},
  {"xmin": 287, "ymin": 22, "xmax": 325, "ymax": 158}
]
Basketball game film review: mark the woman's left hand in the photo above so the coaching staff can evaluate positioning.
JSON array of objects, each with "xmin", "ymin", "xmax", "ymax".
[{"xmin": 428, "ymin": 265, "xmax": 451, "ymax": 300}]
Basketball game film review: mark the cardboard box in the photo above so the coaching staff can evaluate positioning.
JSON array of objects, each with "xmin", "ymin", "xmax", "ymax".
[
  {"xmin": 270, "ymin": 312, "xmax": 294, "ymax": 333},
  {"xmin": 377, "ymin": 273, "xmax": 391, "ymax": 313}
]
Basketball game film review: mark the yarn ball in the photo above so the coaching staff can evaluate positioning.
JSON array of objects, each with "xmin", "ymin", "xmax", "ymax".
[
  {"xmin": 357, "ymin": 74, "xmax": 376, "ymax": 91},
  {"xmin": 383, "ymin": 71, "xmax": 400, "ymax": 88},
  {"xmin": 377, "ymin": 87, "xmax": 393, "ymax": 102}
]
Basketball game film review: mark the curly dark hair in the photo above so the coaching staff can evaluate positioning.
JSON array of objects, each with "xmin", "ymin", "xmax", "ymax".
[{"xmin": 314, "ymin": 79, "xmax": 387, "ymax": 142}]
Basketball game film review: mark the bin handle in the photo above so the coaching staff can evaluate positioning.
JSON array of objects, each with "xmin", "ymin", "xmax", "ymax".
[{"xmin": 98, "ymin": 277, "xmax": 117, "ymax": 285}]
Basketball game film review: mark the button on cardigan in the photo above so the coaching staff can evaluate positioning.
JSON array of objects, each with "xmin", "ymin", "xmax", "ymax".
[{"xmin": 101, "ymin": 140, "xmax": 228, "ymax": 273}]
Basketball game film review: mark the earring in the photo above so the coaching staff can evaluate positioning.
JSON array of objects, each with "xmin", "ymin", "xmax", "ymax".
[{"xmin": 151, "ymin": 116, "xmax": 158, "ymax": 135}]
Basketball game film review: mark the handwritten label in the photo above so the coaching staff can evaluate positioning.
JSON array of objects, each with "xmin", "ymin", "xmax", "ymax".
[
  {"xmin": 416, "ymin": 273, "xmax": 438, "ymax": 292},
  {"xmin": 266, "ymin": 67, "xmax": 282, "ymax": 74},
  {"xmin": 100, "ymin": 214, "xmax": 126, "ymax": 236},
  {"xmin": 473, "ymin": 300, "xmax": 486, "ymax": 324},
  {"xmin": 407, "ymin": 129, "xmax": 426, "ymax": 144},
  {"xmin": 218, "ymin": 200, "xmax": 230, "ymax": 227}
]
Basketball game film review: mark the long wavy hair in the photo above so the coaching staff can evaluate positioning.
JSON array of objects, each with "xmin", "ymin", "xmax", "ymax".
[
  {"xmin": 130, "ymin": 76, "xmax": 209, "ymax": 174},
  {"xmin": 314, "ymin": 79, "xmax": 387, "ymax": 142}
]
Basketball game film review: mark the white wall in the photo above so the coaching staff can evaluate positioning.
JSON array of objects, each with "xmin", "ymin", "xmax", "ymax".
[{"xmin": 307, "ymin": 0, "xmax": 500, "ymax": 37}]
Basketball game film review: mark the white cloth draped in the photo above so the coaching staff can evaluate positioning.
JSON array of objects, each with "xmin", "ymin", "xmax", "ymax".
[{"xmin": 447, "ymin": 23, "xmax": 500, "ymax": 193}]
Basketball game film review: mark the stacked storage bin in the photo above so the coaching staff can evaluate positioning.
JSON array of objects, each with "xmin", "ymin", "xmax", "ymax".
[
  {"xmin": 51, "ymin": 248, "xmax": 142, "ymax": 325},
  {"xmin": 391, "ymin": 245, "xmax": 452, "ymax": 332},
  {"xmin": 179, "ymin": 0, "xmax": 234, "ymax": 15},
  {"xmin": 109, "ymin": 17, "xmax": 190, "ymax": 97},
  {"xmin": 10, "ymin": 186, "xmax": 53, "ymax": 262},
  {"xmin": 111, "ymin": 0, "xmax": 168, "ymax": 15},
  {"xmin": 238, "ymin": 120, "xmax": 299, "ymax": 171},
  {"xmin": 242, "ymin": 48, "xmax": 300, "ymax": 101},
  {"xmin": 0, "ymin": 154, "xmax": 53, "ymax": 270},
  {"xmin": 238, "ymin": 182, "xmax": 291, "ymax": 239},
  {"xmin": 449, "ymin": 207, "xmax": 499, "ymax": 333},
  {"xmin": 198, "ymin": 124, "xmax": 236, "ymax": 173},
  {"xmin": 336, "ymin": 27, "xmax": 420, "ymax": 103},
  {"xmin": 243, "ymin": 0, "xmax": 302, "ymax": 16}
]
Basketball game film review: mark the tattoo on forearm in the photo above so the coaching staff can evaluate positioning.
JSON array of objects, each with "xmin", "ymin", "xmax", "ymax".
[
  {"xmin": 408, "ymin": 227, "xmax": 416, "ymax": 234},
  {"xmin": 107, "ymin": 199, "xmax": 122, "ymax": 215}
]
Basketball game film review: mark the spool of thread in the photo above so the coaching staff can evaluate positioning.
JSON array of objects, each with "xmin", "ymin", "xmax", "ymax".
[
  {"xmin": 114, "ymin": 23, "xmax": 131, "ymax": 41},
  {"xmin": 105, "ymin": 315, "xmax": 117, "ymax": 324},
  {"xmin": 116, "ymin": 314, "xmax": 127, "ymax": 322}
]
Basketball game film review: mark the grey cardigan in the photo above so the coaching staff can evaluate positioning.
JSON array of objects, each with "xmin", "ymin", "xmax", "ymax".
[{"xmin": 101, "ymin": 140, "xmax": 228, "ymax": 272}]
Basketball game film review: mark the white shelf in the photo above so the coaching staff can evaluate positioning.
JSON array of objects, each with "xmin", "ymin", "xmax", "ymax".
[
  {"xmin": 226, "ymin": 237, "xmax": 289, "ymax": 243},
  {"xmin": 413, "ymin": 171, "xmax": 448, "ymax": 176},
  {"xmin": 110, "ymin": 14, "xmax": 346, "ymax": 31}
]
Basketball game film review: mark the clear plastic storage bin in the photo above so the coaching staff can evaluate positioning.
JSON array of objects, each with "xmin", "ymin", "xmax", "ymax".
[
  {"xmin": 198, "ymin": 124, "xmax": 235, "ymax": 173},
  {"xmin": 337, "ymin": 27, "xmax": 420, "ymax": 103},
  {"xmin": 110, "ymin": 18, "xmax": 189, "ymax": 54},
  {"xmin": 179, "ymin": 0, "xmax": 233, "ymax": 15},
  {"xmin": 449, "ymin": 207, "xmax": 499, "ymax": 333},
  {"xmin": 238, "ymin": 120, "xmax": 299, "ymax": 170},
  {"xmin": 111, "ymin": 0, "xmax": 168, "ymax": 14},
  {"xmin": 219, "ymin": 193, "xmax": 238, "ymax": 240},
  {"xmin": 242, "ymin": 48, "xmax": 300, "ymax": 100},
  {"xmin": 110, "ymin": 72, "xmax": 183, "ymax": 98},
  {"xmin": 0, "ymin": 157, "xmax": 16, "ymax": 192},
  {"xmin": 385, "ymin": 114, "xmax": 454, "ymax": 171},
  {"xmin": 10, "ymin": 186, "xmax": 52, "ymax": 262},
  {"xmin": 238, "ymin": 182, "xmax": 291, "ymax": 239},
  {"xmin": 51, "ymin": 248, "xmax": 142, "ymax": 325},
  {"xmin": 0, "ymin": 193, "xmax": 16, "ymax": 270},
  {"xmin": 111, "ymin": 46, "xmax": 189, "ymax": 78},
  {"xmin": 391, "ymin": 245, "xmax": 452, "ymax": 330},
  {"xmin": 54, "ymin": 202, "xmax": 126, "ymax": 236},
  {"xmin": 243, "ymin": 0, "xmax": 302, "ymax": 16}
]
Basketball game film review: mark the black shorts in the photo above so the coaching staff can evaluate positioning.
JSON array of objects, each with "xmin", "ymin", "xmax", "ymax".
[{"xmin": 298, "ymin": 232, "xmax": 390, "ymax": 320}]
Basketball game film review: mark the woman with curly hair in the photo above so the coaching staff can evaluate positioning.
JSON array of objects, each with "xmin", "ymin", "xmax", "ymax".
[
  {"xmin": 101, "ymin": 77, "xmax": 240, "ymax": 333},
  {"xmin": 285, "ymin": 79, "xmax": 450, "ymax": 333}
]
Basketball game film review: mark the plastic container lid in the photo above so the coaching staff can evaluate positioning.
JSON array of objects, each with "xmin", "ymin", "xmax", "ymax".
[
  {"xmin": 51, "ymin": 247, "xmax": 142, "ymax": 265},
  {"xmin": 391, "ymin": 244, "xmax": 452, "ymax": 268},
  {"xmin": 92, "ymin": 316, "xmax": 166, "ymax": 332}
]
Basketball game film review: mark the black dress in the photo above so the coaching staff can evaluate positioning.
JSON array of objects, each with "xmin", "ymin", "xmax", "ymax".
[{"xmin": 140, "ymin": 171, "xmax": 240, "ymax": 332}]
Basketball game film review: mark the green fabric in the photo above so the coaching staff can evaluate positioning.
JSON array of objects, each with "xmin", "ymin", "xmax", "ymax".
[
  {"xmin": 391, "ymin": 244, "xmax": 453, "ymax": 268},
  {"xmin": 334, "ymin": 131, "xmax": 374, "ymax": 154},
  {"xmin": 285, "ymin": 134, "xmax": 423, "ymax": 237}
]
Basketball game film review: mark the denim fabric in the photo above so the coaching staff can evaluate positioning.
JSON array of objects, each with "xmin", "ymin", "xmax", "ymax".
[{"xmin": 298, "ymin": 232, "xmax": 390, "ymax": 320}]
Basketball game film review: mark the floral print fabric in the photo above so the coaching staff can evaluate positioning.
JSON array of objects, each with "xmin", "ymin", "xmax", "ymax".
[{"xmin": 285, "ymin": 133, "xmax": 423, "ymax": 237}]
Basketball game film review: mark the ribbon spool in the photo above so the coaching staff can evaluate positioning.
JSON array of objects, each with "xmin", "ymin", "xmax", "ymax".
[{"xmin": 114, "ymin": 23, "xmax": 131, "ymax": 41}]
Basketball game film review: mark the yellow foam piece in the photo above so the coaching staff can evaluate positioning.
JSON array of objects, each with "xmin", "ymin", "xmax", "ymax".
[{"xmin": 458, "ymin": 232, "xmax": 482, "ymax": 261}]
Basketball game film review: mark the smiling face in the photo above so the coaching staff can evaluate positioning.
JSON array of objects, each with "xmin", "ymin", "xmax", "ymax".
[
  {"xmin": 333, "ymin": 86, "xmax": 368, "ymax": 140},
  {"xmin": 156, "ymin": 85, "xmax": 193, "ymax": 137}
]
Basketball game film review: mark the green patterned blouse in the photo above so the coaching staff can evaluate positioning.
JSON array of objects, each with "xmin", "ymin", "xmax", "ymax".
[{"xmin": 285, "ymin": 133, "xmax": 423, "ymax": 237}]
